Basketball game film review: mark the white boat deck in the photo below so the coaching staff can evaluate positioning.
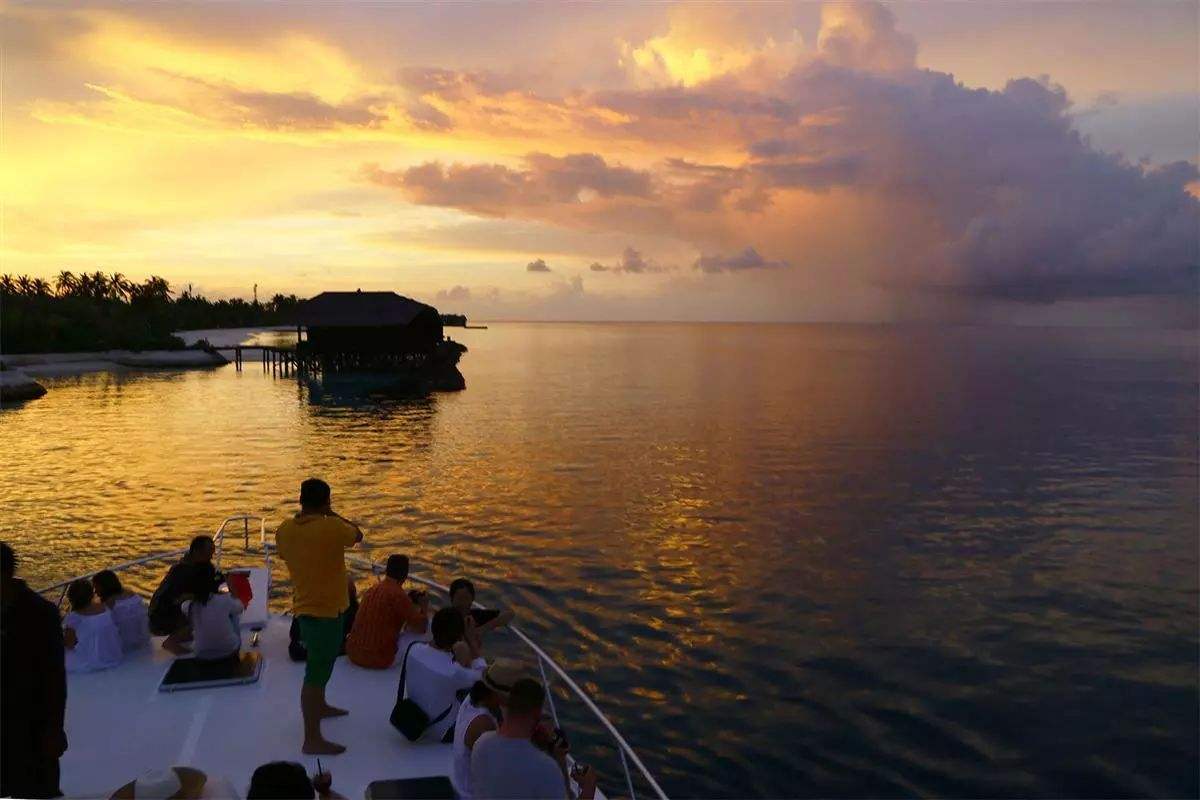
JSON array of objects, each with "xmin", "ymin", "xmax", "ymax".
[{"xmin": 61, "ymin": 615, "xmax": 448, "ymax": 799}]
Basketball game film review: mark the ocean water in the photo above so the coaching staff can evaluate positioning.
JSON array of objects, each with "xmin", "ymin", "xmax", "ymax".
[{"xmin": 2, "ymin": 322, "xmax": 1197, "ymax": 798}]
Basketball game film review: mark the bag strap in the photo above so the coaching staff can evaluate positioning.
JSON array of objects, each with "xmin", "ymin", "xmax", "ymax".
[
  {"xmin": 429, "ymin": 703, "xmax": 453, "ymax": 728},
  {"xmin": 395, "ymin": 641, "xmax": 454, "ymax": 735},
  {"xmin": 397, "ymin": 640, "xmax": 422, "ymax": 701}
]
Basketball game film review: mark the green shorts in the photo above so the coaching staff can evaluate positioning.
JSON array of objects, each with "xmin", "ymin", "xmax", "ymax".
[{"xmin": 297, "ymin": 613, "xmax": 343, "ymax": 687}]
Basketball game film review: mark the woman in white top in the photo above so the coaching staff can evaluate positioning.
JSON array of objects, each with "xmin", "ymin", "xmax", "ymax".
[
  {"xmin": 405, "ymin": 608, "xmax": 486, "ymax": 743},
  {"xmin": 63, "ymin": 579, "xmax": 122, "ymax": 673},
  {"xmin": 451, "ymin": 659, "xmax": 524, "ymax": 800},
  {"xmin": 92, "ymin": 569, "xmax": 150, "ymax": 651},
  {"xmin": 181, "ymin": 564, "xmax": 244, "ymax": 660}
]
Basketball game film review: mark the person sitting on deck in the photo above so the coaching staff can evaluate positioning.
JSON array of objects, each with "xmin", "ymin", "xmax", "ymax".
[
  {"xmin": 345, "ymin": 554, "xmax": 430, "ymax": 669},
  {"xmin": 92, "ymin": 569, "xmax": 150, "ymax": 651},
  {"xmin": 471, "ymin": 678, "xmax": 599, "ymax": 800},
  {"xmin": 63, "ymin": 578, "xmax": 123, "ymax": 673},
  {"xmin": 247, "ymin": 760, "xmax": 345, "ymax": 800},
  {"xmin": 148, "ymin": 535, "xmax": 215, "ymax": 654},
  {"xmin": 451, "ymin": 659, "xmax": 527, "ymax": 800},
  {"xmin": 180, "ymin": 563, "xmax": 244, "ymax": 661},
  {"xmin": 275, "ymin": 477, "xmax": 364, "ymax": 755},
  {"xmin": 403, "ymin": 607, "xmax": 486, "ymax": 743},
  {"xmin": 449, "ymin": 578, "xmax": 514, "ymax": 640}
]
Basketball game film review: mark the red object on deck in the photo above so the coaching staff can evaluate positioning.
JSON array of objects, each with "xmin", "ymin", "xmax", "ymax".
[{"xmin": 227, "ymin": 571, "xmax": 253, "ymax": 608}]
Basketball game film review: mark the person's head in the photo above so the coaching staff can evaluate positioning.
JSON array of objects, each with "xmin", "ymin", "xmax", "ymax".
[
  {"xmin": 1, "ymin": 542, "xmax": 15, "ymax": 583},
  {"xmin": 504, "ymin": 678, "xmax": 546, "ymax": 723},
  {"xmin": 92, "ymin": 569, "xmax": 124, "ymax": 602},
  {"xmin": 430, "ymin": 606, "xmax": 465, "ymax": 649},
  {"xmin": 188, "ymin": 535, "xmax": 215, "ymax": 564},
  {"xmin": 384, "ymin": 554, "xmax": 409, "ymax": 582},
  {"xmin": 247, "ymin": 762, "xmax": 315, "ymax": 800},
  {"xmin": 470, "ymin": 658, "xmax": 526, "ymax": 711},
  {"xmin": 190, "ymin": 562, "xmax": 223, "ymax": 605},
  {"xmin": 299, "ymin": 478, "xmax": 331, "ymax": 513},
  {"xmin": 448, "ymin": 578, "xmax": 476, "ymax": 612},
  {"xmin": 67, "ymin": 578, "xmax": 95, "ymax": 611}
]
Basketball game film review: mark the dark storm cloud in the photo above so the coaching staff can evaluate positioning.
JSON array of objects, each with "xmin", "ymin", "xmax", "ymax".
[
  {"xmin": 589, "ymin": 246, "xmax": 665, "ymax": 274},
  {"xmin": 364, "ymin": 153, "xmax": 655, "ymax": 217},
  {"xmin": 695, "ymin": 247, "xmax": 788, "ymax": 273},
  {"xmin": 367, "ymin": 1, "xmax": 1198, "ymax": 304}
]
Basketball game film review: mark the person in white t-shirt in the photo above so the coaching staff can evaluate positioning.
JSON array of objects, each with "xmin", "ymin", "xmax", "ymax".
[
  {"xmin": 63, "ymin": 579, "xmax": 122, "ymax": 673},
  {"xmin": 180, "ymin": 564, "xmax": 244, "ymax": 661},
  {"xmin": 92, "ymin": 569, "xmax": 150, "ymax": 651},
  {"xmin": 450, "ymin": 659, "xmax": 528, "ymax": 800},
  {"xmin": 404, "ymin": 607, "xmax": 485, "ymax": 743}
]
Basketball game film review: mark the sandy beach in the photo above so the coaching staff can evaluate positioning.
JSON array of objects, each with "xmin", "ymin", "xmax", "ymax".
[{"xmin": 1, "ymin": 348, "xmax": 228, "ymax": 378}]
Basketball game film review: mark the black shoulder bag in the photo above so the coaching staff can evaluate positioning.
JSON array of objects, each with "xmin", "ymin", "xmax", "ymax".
[{"xmin": 389, "ymin": 641, "xmax": 453, "ymax": 741}]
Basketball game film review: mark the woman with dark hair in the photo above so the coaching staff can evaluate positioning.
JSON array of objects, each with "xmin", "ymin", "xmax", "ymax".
[
  {"xmin": 92, "ymin": 570, "xmax": 149, "ymax": 651},
  {"xmin": 448, "ymin": 578, "xmax": 514, "ymax": 642},
  {"xmin": 62, "ymin": 579, "xmax": 122, "ymax": 673},
  {"xmin": 181, "ymin": 563, "xmax": 243, "ymax": 661}
]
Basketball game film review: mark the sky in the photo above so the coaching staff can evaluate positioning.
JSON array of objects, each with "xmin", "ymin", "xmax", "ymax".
[{"xmin": 2, "ymin": 1, "xmax": 1197, "ymax": 324}]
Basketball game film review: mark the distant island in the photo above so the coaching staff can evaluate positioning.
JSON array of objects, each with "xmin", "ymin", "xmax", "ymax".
[{"xmin": 0, "ymin": 272, "xmax": 474, "ymax": 354}]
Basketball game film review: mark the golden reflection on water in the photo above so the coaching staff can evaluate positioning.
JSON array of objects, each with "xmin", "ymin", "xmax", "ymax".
[{"xmin": 1, "ymin": 323, "xmax": 1197, "ymax": 798}]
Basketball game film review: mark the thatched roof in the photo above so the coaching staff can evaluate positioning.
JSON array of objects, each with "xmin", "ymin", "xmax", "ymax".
[{"xmin": 296, "ymin": 291, "xmax": 437, "ymax": 327}]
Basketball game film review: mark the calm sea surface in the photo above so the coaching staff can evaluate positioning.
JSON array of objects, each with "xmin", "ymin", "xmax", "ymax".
[{"xmin": 2, "ymin": 323, "xmax": 1197, "ymax": 798}]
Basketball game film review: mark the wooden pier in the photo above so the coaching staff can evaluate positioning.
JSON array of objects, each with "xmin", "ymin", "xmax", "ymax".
[{"xmin": 219, "ymin": 346, "xmax": 312, "ymax": 377}]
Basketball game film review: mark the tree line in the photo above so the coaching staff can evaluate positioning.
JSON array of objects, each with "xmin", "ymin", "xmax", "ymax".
[{"xmin": 1, "ymin": 272, "xmax": 300, "ymax": 354}]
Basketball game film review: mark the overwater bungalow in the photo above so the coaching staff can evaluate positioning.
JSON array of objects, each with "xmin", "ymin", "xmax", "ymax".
[{"xmin": 292, "ymin": 290, "xmax": 466, "ymax": 390}]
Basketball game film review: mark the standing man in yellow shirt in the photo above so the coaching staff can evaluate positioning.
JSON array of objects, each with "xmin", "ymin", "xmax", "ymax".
[{"xmin": 276, "ymin": 478, "xmax": 364, "ymax": 755}]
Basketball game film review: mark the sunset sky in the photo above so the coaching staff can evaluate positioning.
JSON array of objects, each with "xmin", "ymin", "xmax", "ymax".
[{"xmin": 2, "ymin": 1, "xmax": 1197, "ymax": 324}]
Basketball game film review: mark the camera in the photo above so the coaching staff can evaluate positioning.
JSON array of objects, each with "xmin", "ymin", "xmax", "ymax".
[{"xmin": 532, "ymin": 722, "xmax": 568, "ymax": 755}]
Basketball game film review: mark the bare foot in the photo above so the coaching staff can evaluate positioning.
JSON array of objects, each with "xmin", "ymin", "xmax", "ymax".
[
  {"xmin": 320, "ymin": 706, "xmax": 349, "ymax": 718},
  {"xmin": 302, "ymin": 739, "xmax": 346, "ymax": 755}
]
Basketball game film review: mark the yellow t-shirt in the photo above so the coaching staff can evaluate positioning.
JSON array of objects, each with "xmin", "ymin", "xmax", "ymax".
[{"xmin": 275, "ymin": 514, "xmax": 359, "ymax": 618}]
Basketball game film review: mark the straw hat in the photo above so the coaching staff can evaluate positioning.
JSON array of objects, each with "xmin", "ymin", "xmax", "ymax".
[
  {"xmin": 111, "ymin": 767, "xmax": 207, "ymax": 800},
  {"xmin": 482, "ymin": 658, "xmax": 529, "ymax": 694}
]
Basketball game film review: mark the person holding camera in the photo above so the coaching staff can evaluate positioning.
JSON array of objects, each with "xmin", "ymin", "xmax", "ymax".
[
  {"xmin": 346, "ymin": 554, "xmax": 430, "ymax": 669},
  {"xmin": 471, "ymin": 678, "xmax": 599, "ymax": 800},
  {"xmin": 275, "ymin": 478, "xmax": 364, "ymax": 755},
  {"xmin": 400, "ymin": 608, "xmax": 486, "ymax": 743}
]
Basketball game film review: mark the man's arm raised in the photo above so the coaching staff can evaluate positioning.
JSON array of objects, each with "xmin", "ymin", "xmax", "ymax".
[{"xmin": 329, "ymin": 510, "xmax": 364, "ymax": 545}]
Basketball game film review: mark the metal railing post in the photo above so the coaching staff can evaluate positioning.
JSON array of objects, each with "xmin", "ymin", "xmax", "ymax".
[
  {"xmin": 536, "ymin": 655, "xmax": 561, "ymax": 728},
  {"xmin": 619, "ymin": 745, "xmax": 637, "ymax": 800}
]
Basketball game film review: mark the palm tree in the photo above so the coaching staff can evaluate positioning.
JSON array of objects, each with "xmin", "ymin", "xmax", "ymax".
[
  {"xmin": 108, "ymin": 272, "xmax": 133, "ymax": 302},
  {"xmin": 31, "ymin": 278, "xmax": 52, "ymax": 297},
  {"xmin": 55, "ymin": 270, "xmax": 78, "ymax": 297},
  {"xmin": 140, "ymin": 276, "xmax": 172, "ymax": 301},
  {"xmin": 16, "ymin": 275, "xmax": 34, "ymax": 296},
  {"xmin": 88, "ymin": 271, "xmax": 110, "ymax": 300},
  {"xmin": 0, "ymin": 274, "xmax": 16, "ymax": 296}
]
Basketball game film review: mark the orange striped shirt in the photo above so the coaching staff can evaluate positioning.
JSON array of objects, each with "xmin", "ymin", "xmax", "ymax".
[{"xmin": 345, "ymin": 579, "xmax": 427, "ymax": 669}]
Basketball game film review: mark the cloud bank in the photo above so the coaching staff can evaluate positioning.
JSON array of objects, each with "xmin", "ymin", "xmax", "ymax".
[{"xmin": 366, "ymin": 1, "xmax": 1198, "ymax": 316}]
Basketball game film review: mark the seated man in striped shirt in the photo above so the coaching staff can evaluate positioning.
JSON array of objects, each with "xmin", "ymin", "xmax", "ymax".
[{"xmin": 345, "ymin": 555, "xmax": 429, "ymax": 669}]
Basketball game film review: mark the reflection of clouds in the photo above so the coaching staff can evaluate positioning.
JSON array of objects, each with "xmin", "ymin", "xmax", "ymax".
[{"xmin": 5, "ymin": 323, "xmax": 1196, "ymax": 797}]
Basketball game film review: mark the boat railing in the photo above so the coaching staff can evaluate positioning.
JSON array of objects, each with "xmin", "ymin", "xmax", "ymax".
[
  {"xmin": 37, "ymin": 514, "xmax": 258, "ymax": 607},
  {"xmin": 35, "ymin": 515, "xmax": 668, "ymax": 800},
  {"xmin": 344, "ymin": 554, "xmax": 669, "ymax": 800}
]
